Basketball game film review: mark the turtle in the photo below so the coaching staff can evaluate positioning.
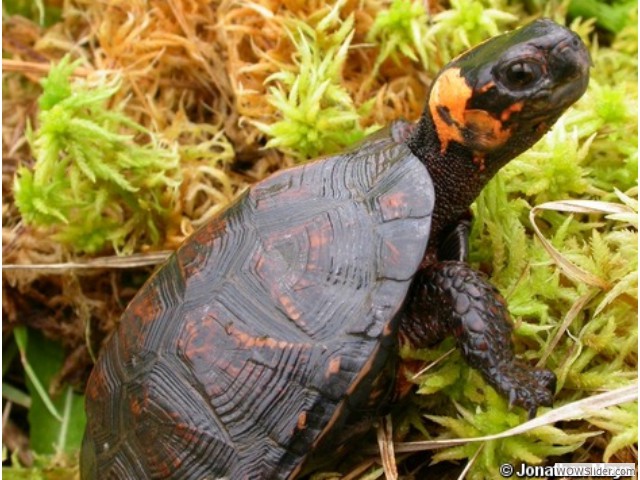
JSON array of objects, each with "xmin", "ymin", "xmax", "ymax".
[{"xmin": 81, "ymin": 18, "xmax": 590, "ymax": 480}]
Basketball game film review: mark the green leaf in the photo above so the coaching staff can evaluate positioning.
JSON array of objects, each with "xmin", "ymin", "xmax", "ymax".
[
  {"xmin": 13, "ymin": 327, "xmax": 62, "ymax": 422},
  {"xmin": 16, "ymin": 328, "xmax": 86, "ymax": 456},
  {"xmin": 2, "ymin": 383, "xmax": 31, "ymax": 409},
  {"xmin": 2, "ymin": 338, "xmax": 19, "ymax": 377}
]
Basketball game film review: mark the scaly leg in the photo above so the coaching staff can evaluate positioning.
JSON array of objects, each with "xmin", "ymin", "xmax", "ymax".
[{"xmin": 400, "ymin": 261, "xmax": 556, "ymax": 418}]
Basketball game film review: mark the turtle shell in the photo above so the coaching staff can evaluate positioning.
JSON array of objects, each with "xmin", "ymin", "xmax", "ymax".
[{"xmin": 81, "ymin": 125, "xmax": 434, "ymax": 479}]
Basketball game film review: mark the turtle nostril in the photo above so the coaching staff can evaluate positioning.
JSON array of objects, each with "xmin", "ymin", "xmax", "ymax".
[{"xmin": 551, "ymin": 39, "xmax": 590, "ymax": 80}]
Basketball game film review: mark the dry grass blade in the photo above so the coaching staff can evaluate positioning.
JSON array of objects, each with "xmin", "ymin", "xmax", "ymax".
[
  {"xmin": 534, "ymin": 199, "xmax": 635, "ymax": 215},
  {"xmin": 2, "ymin": 58, "xmax": 97, "ymax": 77},
  {"xmin": 537, "ymin": 289, "xmax": 598, "ymax": 366},
  {"xmin": 166, "ymin": 0, "xmax": 232, "ymax": 107},
  {"xmin": 2, "ymin": 251, "xmax": 172, "ymax": 271},
  {"xmin": 529, "ymin": 199, "xmax": 635, "ymax": 290},
  {"xmin": 394, "ymin": 384, "xmax": 637, "ymax": 453},
  {"xmin": 341, "ymin": 459, "xmax": 379, "ymax": 480},
  {"xmin": 457, "ymin": 445, "xmax": 483, "ymax": 480},
  {"xmin": 377, "ymin": 415, "xmax": 398, "ymax": 480},
  {"xmin": 410, "ymin": 347, "xmax": 455, "ymax": 380}
]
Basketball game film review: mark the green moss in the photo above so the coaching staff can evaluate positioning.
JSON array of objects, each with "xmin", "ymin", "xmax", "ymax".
[
  {"xmin": 257, "ymin": 1, "xmax": 375, "ymax": 161},
  {"xmin": 367, "ymin": 0, "xmax": 433, "ymax": 73},
  {"xmin": 427, "ymin": 0, "xmax": 518, "ymax": 68},
  {"xmin": 587, "ymin": 402, "xmax": 638, "ymax": 461},
  {"xmin": 427, "ymin": 399, "xmax": 590, "ymax": 479},
  {"xmin": 14, "ymin": 56, "xmax": 181, "ymax": 254}
]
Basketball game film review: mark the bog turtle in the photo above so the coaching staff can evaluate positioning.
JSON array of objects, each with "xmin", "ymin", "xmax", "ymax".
[{"xmin": 81, "ymin": 18, "xmax": 590, "ymax": 479}]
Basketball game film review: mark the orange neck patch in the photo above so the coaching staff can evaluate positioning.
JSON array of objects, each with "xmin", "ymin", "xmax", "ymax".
[
  {"xmin": 429, "ymin": 68, "xmax": 521, "ymax": 159},
  {"xmin": 429, "ymin": 68, "xmax": 471, "ymax": 153}
]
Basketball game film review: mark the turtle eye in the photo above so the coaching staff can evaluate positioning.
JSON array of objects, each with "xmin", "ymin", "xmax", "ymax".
[{"xmin": 503, "ymin": 61, "xmax": 542, "ymax": 89}]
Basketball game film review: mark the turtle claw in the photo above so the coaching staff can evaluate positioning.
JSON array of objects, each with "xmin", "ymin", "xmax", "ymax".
[
  {"xmin": 533, "ymin": 368, "xmax": 557, "ymax": 393},
  {"xmin": 506, "ymin": 387, "xmax": 537, "ymax": 419},
  {"xmin": 506, "ymin": 387, "xmax": 545, "ymax": 420},
  {"xmin": 497, "ymin": 363, "xmax": 556, "ymax": 417}
]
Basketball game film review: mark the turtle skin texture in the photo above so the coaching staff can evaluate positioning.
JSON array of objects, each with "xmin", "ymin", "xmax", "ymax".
[{"xmin": 81, "ymin": 18, "xmax": 590, "ymax": 480}]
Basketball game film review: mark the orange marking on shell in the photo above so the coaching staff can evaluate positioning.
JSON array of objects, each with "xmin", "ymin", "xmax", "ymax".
[
  {"xmin": 307, "ymin": 227, "xmax": 331, "ymax": 272},
  {"xmin": 256, "ymin": 249, "xmax": 306, "ymax": 324},
  {"xmin": 130, "ymin": 396, "xmax": 144, "ymax": 416},
  {"xmin": 258, "ymin": 337, "xmax": 280, "ymax": 349},
  {"xmin": 85, "ymin": 365, "xmax": 101, "ymax": 397},
  {"xmin": 180, "ymin": 315, "xmax": 221, "ymax": 364},
  {"xmin": 394, "ymin": 358, "xmax": 423, "ymax": 400},
  {"xmin": 129, "ymin": 292, "xmax": 159, "ymax": 325},
  {"xmin": 227, "ymin": 325, "xmax": 296, "ymax": 350},
  {"xmin": 536, "ymin": 122, "xmax": 548, "ymax": 134},
  {"xmin": 378, "ymin": 191, "xmax": 409, "ymax": 220},
  {"xmin": 172, "ymin": 443, "xmax": 186, "ymax": 468},
  {"xmin": 325, "ymin": 356, "xmax": 341, "ymax": 378},
  {"xmin": 180, "ymin": 218, "xmax": 227, "ymax": 275},
  {"xmin": 380, "ymin": 192, "xmax": 406, "ymax": 210},
  {"xmin": 255, "ymin": 254, "xmax": 266, "ymax": 274},
  {"xmin": 309, "ymin": 228, "xmax": 331, "ymax": 249},
  {"xmin": 429, "ymin": 68, "xmax": 472, "ymax": 153},
  {"xmin": 296, "ymin": 411, "xmax": 307, "ymax": 430},
  {"xmin": 302, "ymin": 343, "xmax": 384, "ymax": 466},
  {"xmin": 279, "ymin": 293, "xmax": 302, "ymax": 321},
  {"xmin": 383, "ymin": 239, "xmax": 400, "ymax": 263}
]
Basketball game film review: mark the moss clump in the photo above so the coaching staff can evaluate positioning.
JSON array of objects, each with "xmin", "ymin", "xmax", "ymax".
[
  {"xmin": 427, "ymin": 0, "xmax": 518, "ymax": 67},
  {"xmin": 14, "ymin": 56, "xmax": 181, "ymax": 254},
  {"xmin": 256, "ymin": 1, "xmax": 375, "ymax": 160},
  {"xmin": 367, "ymin": 0, "xmax": 433, "ymax": 74}
]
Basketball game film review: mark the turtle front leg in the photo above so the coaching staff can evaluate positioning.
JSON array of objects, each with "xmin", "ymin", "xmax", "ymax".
[{"xmin": 400, "ymin": 261, "xmax": 556, "ymax": 418}]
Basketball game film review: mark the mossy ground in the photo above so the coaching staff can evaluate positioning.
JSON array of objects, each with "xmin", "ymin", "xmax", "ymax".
[{"xmin": 2, "ymin": 1, "xmax": 637, "ymax": 478}]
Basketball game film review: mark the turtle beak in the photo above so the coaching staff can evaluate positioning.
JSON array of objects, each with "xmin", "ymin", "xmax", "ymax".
[
  {"xmin": 524, "ymin": 32, "xmax": 590, "ymax": 120},
  {"xmin": 547, "ymin": 33, "xmax": 591, "ymax": 108}
]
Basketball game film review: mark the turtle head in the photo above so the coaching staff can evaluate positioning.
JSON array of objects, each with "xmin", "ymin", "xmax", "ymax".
[
  {"xmin": 408, "ymin": 19, "xmax": 590, "ymax": 242},
  {"xmin": 425, "ymin": 18, "xmax": 590, "ymax": 172}
]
